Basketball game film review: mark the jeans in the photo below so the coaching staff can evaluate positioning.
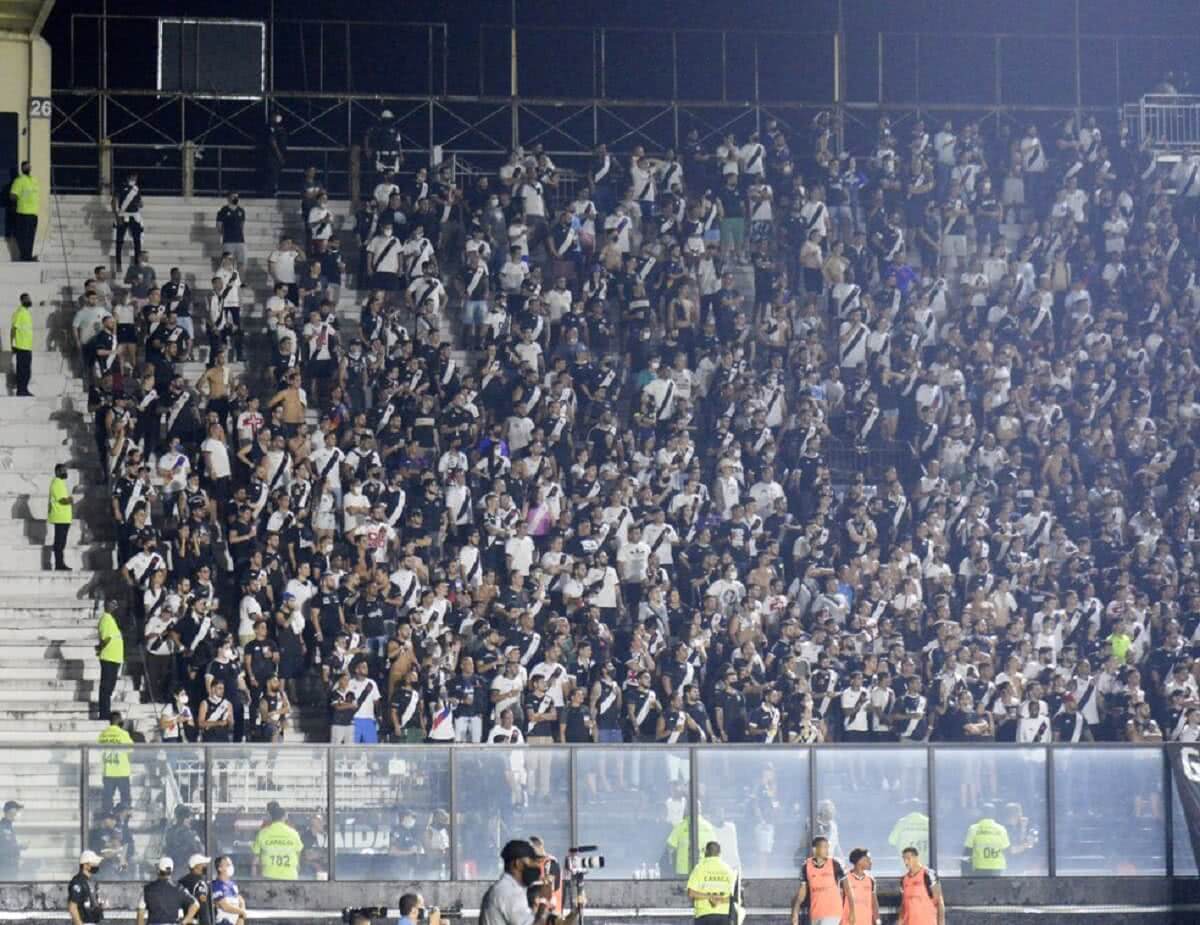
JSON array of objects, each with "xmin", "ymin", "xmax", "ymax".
[
  {"xmin": 102, "ymin": 777, "xmax": 131, "ymax": 812},
  {"xmin": 454, "ymin": 715, "xmax": 483, "ymax": 743}
]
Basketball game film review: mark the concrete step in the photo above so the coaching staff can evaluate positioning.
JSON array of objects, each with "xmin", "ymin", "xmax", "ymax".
[{"xmin": 0, "ymin": 446, "xmax": 97, "ymax": 470}]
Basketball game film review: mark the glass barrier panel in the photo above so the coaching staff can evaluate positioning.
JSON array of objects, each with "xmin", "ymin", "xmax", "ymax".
[
  {"xmin": 1053, "ymin": 748, "xmax": 1165, "ymax": 876},
  {"xmin": 84, "ymin": 745, "xmax": 206, "ymax": 882},
  {"xmin": 209, "ymin": 746, "xmax": 328, "ymax": 880},
  {"xmin": 933, "ymin": 747, "xmax": 1049, "ymax": 877},
  {"xmin": 575, "ymin": 747, "xmax": 690, "ymax": 879},
  {"xmin": 333, "ymin": 747, "xmax": 451, "ymax": 881},
  {"xmin": 0, "ymin": 748, "xmax": 84, "ymax": 882},
  {"xmin": 454, "ymin": 746, "xmax": 570, "ymax": 880},
  {"xmin": 1172, "ymin": 775, "xmax": 1198, "ymax": 877},
  {"xmin": 694, "ymin": 748, "xmax": 811, "ymax": 879},
  {"xmin": 814, "ymin": 747, "xmax": 929, "ymax": 877}
]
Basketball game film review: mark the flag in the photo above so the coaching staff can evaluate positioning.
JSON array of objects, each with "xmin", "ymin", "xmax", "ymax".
[{"xmin": 1169, "ymin": 745, "xmax": 1200, "ymax": 871}]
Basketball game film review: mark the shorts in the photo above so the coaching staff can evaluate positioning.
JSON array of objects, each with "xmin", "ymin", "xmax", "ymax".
[
  {"xmin": 117, "ymin": 323, "xmax": 137, "ymax": 344},
  {"xmin": 597, "ymin": 728, "xmax": 623, "ymax": 744},
  {"xmin": 353, "ymin": 718, "xmax": 378, "ymax": 744},
  {"xmin": 308, "ymin": 358, "xmax": 336, "ymax": 381},
  {"xmin": 720, "ymin": 217, "xmax": 746, "ymax": 247},
  {"xmin": 464, "ymin": 299, "xmax": 488, "ymax": 326}
]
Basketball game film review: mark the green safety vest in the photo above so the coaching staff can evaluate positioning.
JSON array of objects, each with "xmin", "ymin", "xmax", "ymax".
[
  {"xmin": 97, "ymin": 724, "xmax": 133, "ymax": 778},
  {"xmin": 10, "ymin": 174, "xmax": 38, "ymax": 215},
  {"xmin": 687, "ymin": 855, "xmax": 735, "ymax": 918},
  {"xmin": 964, "ymin": 818, "xmax": 1010, "ymax": 871},
  {"xmin": 97, "ymin": 612, "xmax": 123, "ymax": 663},
  {"xmin": 48, "ymin": 477, "xmax": 72, "ymax": 525},
  {"xmin": 252, "ymin": 821, "xmax": 303, "ymax": 879},
  {"xmin": 10, "ymin": 306, "xmax": 32, "ymax": 352},
  {"xmin": 667, "ymin": 816, "xmax": 717, "ymax": 876},
  {"xmin": 888, "ymin": 812, "xmax": 930, "ymax": 860}
]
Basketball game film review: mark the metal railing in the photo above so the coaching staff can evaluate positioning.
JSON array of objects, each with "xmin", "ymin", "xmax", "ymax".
[
  {"xmin": 1124, "ymin": 94, "xmax": 1200, "ymax": 153},
  {"xmin": 1, "ymin": 743, "xmax": 1193, "ymax": 884}
]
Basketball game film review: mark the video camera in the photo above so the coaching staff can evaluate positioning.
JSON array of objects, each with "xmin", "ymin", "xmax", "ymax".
[{"xmin": 565, "ymin": 845, "xmax": 605, "ymax": 885}]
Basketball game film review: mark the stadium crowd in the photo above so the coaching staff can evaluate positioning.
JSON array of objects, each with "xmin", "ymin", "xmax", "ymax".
[{"xmin": 72, "ymin": 102, "xmax": 1200, "ymax": 753}]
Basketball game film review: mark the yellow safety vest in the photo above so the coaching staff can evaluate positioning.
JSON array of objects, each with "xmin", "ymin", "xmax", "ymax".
[{"xmin": 10, "ymin": 174, "xmax": 38, "ymax": 215}]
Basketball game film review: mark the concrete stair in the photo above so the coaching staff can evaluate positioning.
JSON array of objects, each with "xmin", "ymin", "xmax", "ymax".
[{"xmin": 17, "ymin": 193, "xmax": 471, "ymax": 750}]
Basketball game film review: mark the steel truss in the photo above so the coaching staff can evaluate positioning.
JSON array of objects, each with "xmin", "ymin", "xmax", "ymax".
[{"xmin": 49, "ymin": 13, "xmax": 1195, "ymax": 194}]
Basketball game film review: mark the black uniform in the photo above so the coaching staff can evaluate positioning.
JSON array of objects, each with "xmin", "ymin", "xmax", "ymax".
[
  {"xmin": 67, "ymin": 872, "xmax": 103, "ymax": 923},
  {"xmin": 140, "ymin": 877, "xmax": 195, "ymax": 925},
  {"xmin": 177, "ymin": 871, "xmax": 212, "ymax": 925}
]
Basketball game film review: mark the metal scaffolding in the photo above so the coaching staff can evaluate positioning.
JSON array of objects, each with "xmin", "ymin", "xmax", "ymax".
[{"xmin": 48, "ymin": 11, "xmax": 1195, "ymax": 194}]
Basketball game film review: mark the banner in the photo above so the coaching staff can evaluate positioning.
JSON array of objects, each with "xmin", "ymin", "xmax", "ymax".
[{"xmin": 1168, "ymin": 745, "xmax": 1200, "ymax": 871}]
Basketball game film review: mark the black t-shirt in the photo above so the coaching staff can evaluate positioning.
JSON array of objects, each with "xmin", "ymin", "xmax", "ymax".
[
  {"xmin": 244, "ymin": 639, "xmax": 279, "ymax": 683},
  {"xmin": 718, "ymin": 186, "xmax": 744, "ymax": 218},
  {"xmin": 142, "ymin": 878, "xmax": 195, "ymax": 924},
  {"xmin": 217, "ymin": 205, "xmax": 246, "ymax": 243},
  {"xmin": 68, "ymin": 873, "xmax": 102, "ymax": 922},
  {"xmin": 447, "ymin": 675, "xmax": 485, "ymax": 718},
  {"xmin": 563, "ymin": 703, "xmax": 594, "ymax": 742},
  {"xmin": 177, "ymin": 871, "xmax": 212, "ymax": 925}
]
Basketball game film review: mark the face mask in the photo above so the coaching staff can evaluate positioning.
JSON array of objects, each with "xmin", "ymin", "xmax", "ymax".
[{"xmin": 225, "ymin": 864, "xmax": 235, "ymax": 878}]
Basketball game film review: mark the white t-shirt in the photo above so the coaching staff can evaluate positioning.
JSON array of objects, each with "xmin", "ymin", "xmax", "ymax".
[
  {"xmin": 201, "ymin": 438, "xmax": 232, "ymax": 479},
  {"xmin": 348, "ymin": 677, "xmax": 381, "ymax": 720},
  {"xmin": 238, "ymin": 594, "xmax": 264, "ymax": 640},
  {"xmin": 268, "ymin": 249, "xmax": 298, "ymax": 285},
  {"xmin": 490, "ymin": 674, "xmax": 524, "ymax": 719},
  {"xmin": 505, "ymin": 535, "xmax": 536, "ymax": 576}
]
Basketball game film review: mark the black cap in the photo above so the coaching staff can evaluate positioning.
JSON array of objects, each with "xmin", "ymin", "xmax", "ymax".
[{"xmin": 3, "ymin": 801, "xmax": 22, "ymax": 813}]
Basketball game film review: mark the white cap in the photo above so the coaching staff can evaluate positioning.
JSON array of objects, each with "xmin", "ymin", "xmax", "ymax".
[
  {"xmin": 157, "ymin": 857, "xmax": 174, "ymax": 873},
  {"xmin": 381, "ymin": 109, "xmax": 394, "ymax": 120},
  {"xmin": 79, "ymin": 850, "xmax": 103, "ymax": 866},
  {"xmin": 188, "ymin": 854, "xmax": 212, "ymax": 869}
]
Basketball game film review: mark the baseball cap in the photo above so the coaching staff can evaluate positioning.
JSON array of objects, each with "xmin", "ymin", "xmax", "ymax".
[
  {"xmin": 79, "ymin": 850, "xmax": 103, "ymax": 866},
  {"xmin": 3, "ymin": 800, "xmax": 22, "ymax": 812},
  {"xmin": 188, "ymin": 854, "xmax": 212, "ymax": 868},
  {"xmin": 157, "ymin": 857, "xmax": 174, "ymax": 873}
]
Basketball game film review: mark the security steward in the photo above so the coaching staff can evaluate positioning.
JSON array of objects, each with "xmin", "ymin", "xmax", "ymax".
[
  {"xmin": 11, "ymin": 292, "xmax": 34, "ymax": 397},
  {"xmin": 137, "ymin": 857, "xmax": 199, "ymax": 925},
  {"xmin": 961, "ymin": 808, "xmax": 1011, "ymax": 876},
  {"xmin": 67, "ymin": 850, "xmax": 105, "ymax": 925},
  {"xmin": 686, "ymin": 841, "xmax": 735, "ymax": 925},
  {"xmin": 177, "ymin": 854, "xmax": 213, "ymax": 925}
]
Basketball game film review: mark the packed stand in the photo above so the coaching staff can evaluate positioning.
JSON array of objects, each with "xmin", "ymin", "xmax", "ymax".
[{"xmin": 71, "ymin": 104, "xmax": 1200, "ymax": 759}]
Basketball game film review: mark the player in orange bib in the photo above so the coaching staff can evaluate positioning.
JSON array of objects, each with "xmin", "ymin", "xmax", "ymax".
[
  {"xmin": 899, "ymin": 846, "xmax": 944, "ymax": 925},
  {"xmin": 840, "ymin": 848, "xmax": 878, "ymax": 925},
  {"xmin": 791, "ymin": 836, "xmax": 846, "ymax": 925}
]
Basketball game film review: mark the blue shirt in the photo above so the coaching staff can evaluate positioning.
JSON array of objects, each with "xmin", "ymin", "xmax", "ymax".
[{"xmin": 210, "ymin": 878, "xmax": 241, "ymax": 925}]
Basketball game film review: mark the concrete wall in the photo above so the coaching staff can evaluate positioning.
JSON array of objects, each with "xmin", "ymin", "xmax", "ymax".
[
  {"xmin": 2, "ymin": 876, "xmax": 1197, "ymax": 919},
  {"xmin": 0, "ymin": 28, "xmax": 51, "ymax": 261}
]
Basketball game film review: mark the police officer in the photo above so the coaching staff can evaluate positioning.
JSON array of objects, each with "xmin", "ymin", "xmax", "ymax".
[
  {"xmin": 67, "ymin": 850, "xmax": 105, "ymax": 925},
  {"xmin": 163, "ymin": 806, "xmax": 204, "ymax": 881},
  {"xmin": 177, "ymin": 854, "xmax": 213, "ymax": 925},
  {"xmin": 137, "ymin": 857, "xmax": 199, "ymax": 925},
  {"xmin": 365, "ymin": 110, "xmax": 404, "ymax": 184}
]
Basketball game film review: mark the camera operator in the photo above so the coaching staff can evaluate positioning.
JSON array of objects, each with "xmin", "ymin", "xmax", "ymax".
[
  {"xmin": 480, "ymin": 840, "xmax": 585, "ymax": 925},
  {"xmin": 398, "ymin": 893, "xmax": 442, "ymax": 925}
]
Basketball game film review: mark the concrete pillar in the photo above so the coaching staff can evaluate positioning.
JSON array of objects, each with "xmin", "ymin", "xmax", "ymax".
[
  {"xmin": 349, "ymin": 144, "xmax": 361, "ymax": 205},
  {"xmin": 98, "ymin": 138, "xmax": 113, "ymax": 198},
  {"xmin": 182, "ymin": 141, "xmax": 197, "ymax": 198}
]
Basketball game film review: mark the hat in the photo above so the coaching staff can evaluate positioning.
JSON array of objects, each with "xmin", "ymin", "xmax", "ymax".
[
  {"xmin": 79, "ymin": 850, "xmax": 103, "ymax": 866},
  {"xmin": 3, "ymin": 801, "xmax": 22, "ymax": 812},
  {"xmin": 188, "ymin": 854, "xmax": 212, "ymax": 868},
  {"xmin": 157, "ymin": 857, "xmax": 175, "ymax": 873}
]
